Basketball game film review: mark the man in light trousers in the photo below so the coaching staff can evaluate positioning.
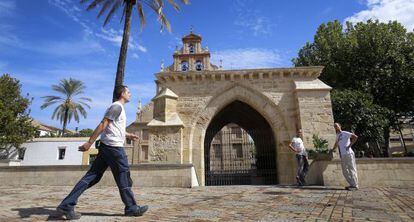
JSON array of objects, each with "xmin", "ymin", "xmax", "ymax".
[{"xmin": 332, "ymin": 123, "xmax": 359, "ymax": 190}]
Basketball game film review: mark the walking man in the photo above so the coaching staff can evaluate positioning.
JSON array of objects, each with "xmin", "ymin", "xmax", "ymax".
[
  {"xmin": 332, "ymin": 122, "xmax": 359, "ymax": 190},
  {"xmin": 56, "ymin": 85, "xmax": 148, "ymax": 220},
  {"xmin": 288, "ymin": 129, "xmax": 309, "ymax": 186}
]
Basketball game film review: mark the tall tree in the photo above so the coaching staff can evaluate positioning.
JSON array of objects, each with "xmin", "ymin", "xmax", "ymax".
[
  {"xmin": 41, "ymin": 78, "xmax": 92, "ymax": 136},
  {"xmin": 81, "ymin": 0, "xmax": 189, "ymax": 102},
  {"xmin": 293, "ymin": 20, "xmax": 414, "ymax": 155},
  {"xmin": 0, "ymin": 74, "xmax": 36, "ymax": 159},
  {"xmin": 331, "ymin": 90, "xmax": 389, "ymax": 156}
]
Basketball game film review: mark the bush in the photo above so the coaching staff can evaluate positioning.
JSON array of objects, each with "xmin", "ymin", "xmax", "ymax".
[
  {"xmin": 312, "ymin": 134, "xmax": 329, "ymax": 154},
  {"xmin": 391, "ymin": 152, "xmax": 404, "ymax": 157}
]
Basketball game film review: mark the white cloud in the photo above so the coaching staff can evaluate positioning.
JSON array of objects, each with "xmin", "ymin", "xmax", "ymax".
[
  {"xmin": 345, "ymin": 0, "xmax": 414, "ymax": 31},
  {"xmin": 132, "ymin": 53, "xmax": 139, "ymax": 59},
  {"xmin": 0, "ymin": 0, "xmax": 15, "ymax": 17},
  {"xmin": 49, "ymin": 0, "xmax": 148, "ymax": 54},
  {"xmin": 128, "ymin": 82, "xmax": 156, "ymax": 101},
  {"xmin": 211, "ymin": 48, "xmax": 284, "ymax": 70},
  {"xmin": 233, "ymin": 0, "xmax": 274, "ymax": 36}
]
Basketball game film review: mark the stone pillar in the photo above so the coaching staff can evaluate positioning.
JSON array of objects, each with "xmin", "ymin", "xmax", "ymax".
[
  {"xmin": 148, "ymin": 88, "xmax": 184, "ymax": 163},
  {"xmin": 294, "ymin": 79, "xmax": 338, "ymax": 158}
]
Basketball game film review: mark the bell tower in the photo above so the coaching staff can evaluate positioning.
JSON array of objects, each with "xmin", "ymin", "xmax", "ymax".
[{"xmin": 170, "ymin": 32, "xmax": 217, "ymax": 72}]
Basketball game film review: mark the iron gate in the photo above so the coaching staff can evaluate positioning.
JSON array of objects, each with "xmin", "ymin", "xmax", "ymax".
[{"xmin": 205, "ymin": 128, "xmax": 277, "ymax": 185}]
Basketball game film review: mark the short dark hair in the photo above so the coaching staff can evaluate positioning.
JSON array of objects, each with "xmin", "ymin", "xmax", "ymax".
[{"xmin": 114, "ymin": 85, "xmax": 128, "ymax": 100}]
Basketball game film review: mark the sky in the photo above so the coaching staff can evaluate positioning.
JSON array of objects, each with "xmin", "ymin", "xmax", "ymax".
[{"xmin": 1, "ymin": 0, "xmax": 413, "ymax": 131}]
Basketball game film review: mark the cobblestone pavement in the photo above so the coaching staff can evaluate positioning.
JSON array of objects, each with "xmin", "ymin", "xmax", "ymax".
[{"xmin": 0, "ymin": 185, "xmax": 413, "ymax": 221}]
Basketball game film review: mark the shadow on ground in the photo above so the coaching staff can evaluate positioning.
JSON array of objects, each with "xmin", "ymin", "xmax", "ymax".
[
  {"xmin": 11, "ymin": 207, "xmax": 124, "ymax": 221},
  {"xmin": 271, "ymin": 185, "xmax": 345, "ymax": 191}
]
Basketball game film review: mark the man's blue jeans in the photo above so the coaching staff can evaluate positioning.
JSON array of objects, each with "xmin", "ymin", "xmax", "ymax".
[
  {"xmin": 58, "ymin": 143, "xmax": 138, "ymax": 214},
  {"xmin": 296, "ymin": 154, "xmax": 309, "ymax": 185}
]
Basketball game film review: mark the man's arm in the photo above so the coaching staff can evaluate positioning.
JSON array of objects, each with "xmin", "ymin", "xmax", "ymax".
[
  {"xmin": 288, "ymin": 142, "xmax": 298, "ymax": 153},
  {"xmin": 78, "ymin": 118, "xmax": 111, "ymax": 152},
  {"xmin": 126, "ymin": 132, "xmax": 140, "ymax": 141},
  {"xmin": 347, "ymin": 134, "xmax": 358, "ymax": 148},
  {"xmin": 331, "ymin": 140, "xmax": 338, "ymax": 152}
]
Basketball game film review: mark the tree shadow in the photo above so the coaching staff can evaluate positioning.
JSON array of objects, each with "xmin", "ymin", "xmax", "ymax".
[{"xmin": 11, "ymin": 206, "xmax": 124, "ymax": 221}]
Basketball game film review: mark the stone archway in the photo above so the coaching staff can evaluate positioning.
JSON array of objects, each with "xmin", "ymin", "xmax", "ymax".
[
  {"xmin": 204, "ymin": 100, "xmax": 277, "ymax": 185},
  {"xmin": 190, "ymin": 83, "xmax": 291, "ymax": 186}
]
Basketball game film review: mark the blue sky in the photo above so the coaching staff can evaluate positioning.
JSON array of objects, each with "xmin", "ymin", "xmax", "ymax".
[{"xmin": 1, "ymin": 0, "xmax": 413, "ymax": 131}]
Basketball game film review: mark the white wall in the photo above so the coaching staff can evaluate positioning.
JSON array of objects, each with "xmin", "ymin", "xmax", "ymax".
[{"xmin": 21, "ymin": 138, "xmax": 89, "ymax": 166}]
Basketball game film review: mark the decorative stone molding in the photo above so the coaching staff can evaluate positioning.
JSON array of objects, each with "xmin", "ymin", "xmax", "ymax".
[{"xmin": 156, "ymin": 66, "xmax": 324, "ymax": 83}]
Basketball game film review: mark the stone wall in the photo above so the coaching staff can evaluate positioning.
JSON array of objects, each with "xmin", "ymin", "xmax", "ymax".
[
  {"xmin": 0, "ymin": 164, "xmax": 194, "ymax": 187},
  {"xmin": 129, "ymin": 67, "xmax": 338, "ymax": 185},
  {"xmin": 307, "ymin": 158, "xmax": 414, "ymax": 187}
]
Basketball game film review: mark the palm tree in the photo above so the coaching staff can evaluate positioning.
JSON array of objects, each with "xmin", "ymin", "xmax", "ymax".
[
  {"xmin": 80, "ymin": 0, "xmax": 189, "ymax": 102},
  {"xmin": 41, "ymin": 78, "xmax": 92, "ymax": 136}
]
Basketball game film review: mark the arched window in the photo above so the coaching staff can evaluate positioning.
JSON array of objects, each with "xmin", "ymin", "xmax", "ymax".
[
  {"xmin": 181, "ymin": 61, "xmax": 189, "ymax": 71},
  {"xmin": 195, "ymin": 60, "xmax": 203, "ymax": 71},
  {"xmin": 189, "ymin": 44, "xmax": 195, "ymax": 54}
]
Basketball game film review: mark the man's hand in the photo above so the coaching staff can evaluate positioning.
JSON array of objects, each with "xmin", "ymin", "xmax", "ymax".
[
  {"xmin": 79, "ymin": 141, "xmax": 92, "ymax": 152},
  {"xmin": 127, "ymin": 133, "xmax": 140, "ymax": 141}
]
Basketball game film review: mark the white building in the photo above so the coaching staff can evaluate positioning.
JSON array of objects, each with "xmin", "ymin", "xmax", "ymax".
[{"xmin": 21, "ymin": 137, "xmax": 97, "ymax": 166}]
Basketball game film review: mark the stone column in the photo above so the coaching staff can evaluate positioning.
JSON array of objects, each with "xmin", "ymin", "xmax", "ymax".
[{"xmin": 148, "ymin": 88, "xmax": 184, "ymax": 163}]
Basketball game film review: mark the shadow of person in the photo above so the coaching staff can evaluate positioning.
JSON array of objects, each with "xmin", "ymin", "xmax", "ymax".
[
  {"xmin": 11, "ymin": 207, "xmax": 125, "ymax": 221},
  {"xmin": 11, "ymin": 206, "xmax": 65, "ymax": 221}
]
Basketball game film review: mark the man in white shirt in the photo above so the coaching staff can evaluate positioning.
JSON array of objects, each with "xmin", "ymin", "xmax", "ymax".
[
  {"xmin": 331, "ymin": 123, "xmax": 359, "ymax": 190},
  {"xmin": 288, "ymin": 129, "xmax": 309, "ymax": 186},
  {"xmin": 56, "ymin": 85, "xmax": 148, "ymax": 220}
]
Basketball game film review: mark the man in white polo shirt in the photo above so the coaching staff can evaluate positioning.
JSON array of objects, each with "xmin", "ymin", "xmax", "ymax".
[
  {"xmin": 332, "ymin": 122, "xmax": 359, "ymax": 190},
  {"xmin": 56, "ymin": 85, "xmax": 148, "ymax": 220}
]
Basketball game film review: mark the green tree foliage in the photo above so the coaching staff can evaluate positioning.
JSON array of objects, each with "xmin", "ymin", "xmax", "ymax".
[
  {"xmin": 331, "ymin": 90, "xmax": 389, "ymax": 152},
  {"xmin": 81, "ymin": 0, "xmax": 189, "ymax": 102},
  {"xmin": 41, "ymin": 78, "xmax": 92, "ymax": 136},
  {"xmin": 293, "ymin": 20, "xmax": 414, "ymax": 154},
  {"xmin": 79, "ymin": 128, "xmax": 94, "ymax": 137},
  {"xmin": 0, "ymin": 74, "xmax": 36, "ymax": 158}
]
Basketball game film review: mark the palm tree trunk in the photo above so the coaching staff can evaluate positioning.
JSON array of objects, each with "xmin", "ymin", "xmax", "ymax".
[
  {"xmin": 112, "ymin": 1, "xmax": 133, "ymax": 102},
  {"xmin": 62, "ymin": 109, "xmax": 68, "ymax": 137}
]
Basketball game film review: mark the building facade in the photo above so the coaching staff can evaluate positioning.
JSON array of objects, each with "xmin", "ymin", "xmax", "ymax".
[
  {"xmin": 127, "ymin": 32, "xmax": 336, "ymax": 186},
  {"xmin": 21, "ymin": 137, "xmax": 98, "ymax": 166}
]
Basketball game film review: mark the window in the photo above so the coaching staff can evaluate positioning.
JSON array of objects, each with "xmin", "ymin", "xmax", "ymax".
[
  {"xmin": 89, "ymin": 154, "xmax": 97, "ymax": 165},
  {"xmin": 195, "ymin": 60, "xmax": 203, "ymax": 71},
  {"xmin": 141, "ymin": 145, "xmax": 148, "ymax": 161},
  {"xmin": 231, "ymin": 127, "xmax": 242, "ymax": 138},
  {"xmin": 142, "ymin": 129, "xmax": 149, "ymax": 140},
  {"xmin": 181, "ymin": 61, "xmax": 189, "ymax": 71},
  {"xmin": 232, "ymin": 143, "xmax": 243, "ymax": 158},
  {"xmin": 126, "ymin": 138, "xmax": 132, "ymax": 145},
  {"xmin": 213, "ymin": 144, "xmax": 221, "ymax": 158},
  {"xmin": 58, "ymin": 147, "xmax": 66, "ymax": 160},
  {"xmin": 189, "ymin": 44, "xmax": 195, "ymax": 53}
]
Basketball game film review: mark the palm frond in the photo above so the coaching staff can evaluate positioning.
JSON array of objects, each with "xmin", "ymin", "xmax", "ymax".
[
  {"xmin": 136, "ymin": 2, "xmax": 146, "ymax": 29},
  {"xmin": 84, "ymin": 0, "xmax": 105, "ymax": 11},
  {"xmin": 52, "ymin": 106, "xmax": 61, "ymax": 119},
  {"xmin": 104, "ymin": 0, "xmax": 123, "ymax": 26},
  {"xmin": 158, "ymin": 12, "xmax": 171, "ymax": 32},
  {"xmin": 166, "ymin": 0, "xmax": 180, "ymax": 11},
  {"xmin": 78, "ymin": 104, "xmax": 88, "ymax": 117},
  {"xmin": 78, "ymin": 101, "xmax": 92, "ymax": 109},
  {"xmin": 97, "ymin": 0, "xmax": 114, "ymax": 19},
  {"xmin": 52, "ymin": 84, "xmax": 67, "ymax": 95},
  {"xmin": 79, "ymin": 97, "xmax": 92, "ymax": 102}
]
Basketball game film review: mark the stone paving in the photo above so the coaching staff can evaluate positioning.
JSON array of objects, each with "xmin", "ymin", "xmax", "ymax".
[{"xmin": 0, "ymin": 185, "xmax": 413, "ymax": 221}]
